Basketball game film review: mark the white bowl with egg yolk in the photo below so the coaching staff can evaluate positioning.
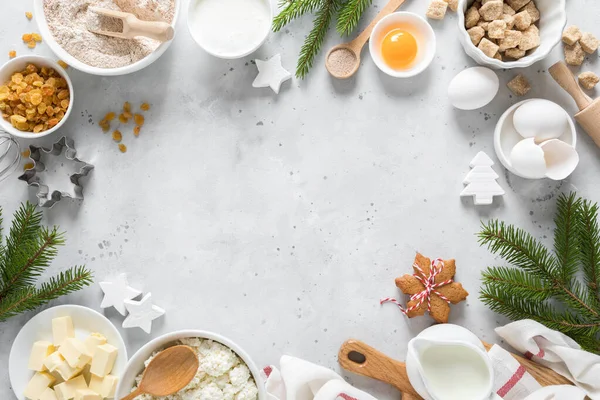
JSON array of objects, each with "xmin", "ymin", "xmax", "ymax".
[{"xmin": 369, "ymin": 12, "xmax": 436, "ymax": 78}]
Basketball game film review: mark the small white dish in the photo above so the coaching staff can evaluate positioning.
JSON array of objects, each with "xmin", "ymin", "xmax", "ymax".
[
  {"xmin": 369, "ymin": 12, "xmax": 436, "ymax": 78},
  {"xmin": 457, "ymin": 0, "xmax": 566, "ymax": 69},
  {"xmin": 9, "ymin": 305, "xmax": 128, "ymax": 400},
  {"xmin": 33, "ymin": 0, "xmax": 180, "ymax": 76},
  {"xmin": 187, "ymin": 0, "xmax": 272, "ymax": 59},
  {"xmin": 0, "ymin": 55, "xmax": 74, "ymax": 139},
  {"xmin": 115, "ymin": 329, "xmax": 268, "ymax": 400},
  {"xmin": 494, "ymin": 99, "xmax": 577, "ymax": 179}
]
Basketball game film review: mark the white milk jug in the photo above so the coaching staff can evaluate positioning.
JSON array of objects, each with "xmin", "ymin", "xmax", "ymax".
[{"xmin": 406, "ymin": 324, "xmax": 497, "ymax": 400}]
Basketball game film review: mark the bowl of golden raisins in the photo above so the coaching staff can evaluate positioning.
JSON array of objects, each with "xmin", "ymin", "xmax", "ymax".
[{"xmin": 0, "ymin": 55, "xmax": 73, "ymax": 139}]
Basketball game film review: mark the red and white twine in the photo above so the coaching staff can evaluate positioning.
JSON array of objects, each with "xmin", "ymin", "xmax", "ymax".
[{"xmin": 381, "ymin": 258, "xmax": 453, "ymax": 315}]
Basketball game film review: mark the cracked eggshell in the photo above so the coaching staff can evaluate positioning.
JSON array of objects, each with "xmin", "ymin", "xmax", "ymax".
[
  {"xmin": 540, "ymin": 139, "xmax": 579, "ymax": 180},
  {"xmin": 513, "ymin": 100, "xmax": 569, "ymax": 141},
  {"xmin": 448, "ymin": 67, "xmax": 499, "ymax": 110},
  {"xmin": 509, "ymin": 138, "xmax": 547, "ymax": 179}
]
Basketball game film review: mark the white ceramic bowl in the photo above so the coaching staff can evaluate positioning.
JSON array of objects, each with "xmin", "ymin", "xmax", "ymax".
[
  {"xmin": 116, "ymin": 330, "xmax": 268, "ymax": 400},
  {"xmin": 9, "ymin": 305, "xmax": 128, "ymax": 400},
  {"xmin": 494, "ymin": 99, "xmax": 577, "ymax": 179},
  {"xmin": 369, "ymin": 12, "xmax": 436, "ymax": 78},
  {"xmin": 0, "ymin": 55, "xmax": 74, "ymax": 139},
  {"xmin": 457, "ymin": 0, "xmax": 566, "ymax": 69},
  {"xmin": 33, "ymin": 0, "xmax": 180, "ymax": 76},
  {"xmin": 187, "ymin": 0, "xmax": 272, "ymax": 59}
]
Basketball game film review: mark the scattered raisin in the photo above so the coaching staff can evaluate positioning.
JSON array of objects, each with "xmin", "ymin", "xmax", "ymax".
[
  {"xmin": 118, "ymin": 143, "xmax": 127, "ymax": 153},
  {"xmin": 112, "ymin": 130, "xmax": 122, "ymax": 142},
  {"xmin": 133, "ymin": 114, "xmax": 144, "ymax": 126},
  {"xmin": 25, "ymin": 12, "xmax": 33, "ymax": 20}
]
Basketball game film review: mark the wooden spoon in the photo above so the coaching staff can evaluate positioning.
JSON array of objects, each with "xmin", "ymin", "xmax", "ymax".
[
  {"xmin": 325, "ymin": 0, "xmax": 408, "ymax": 79},
  {"xmin": 120, "ymin": 345, "xmax": 199, "ymax": 400},
  {"xmin": 88, "ymin": 6, "xmax": 175, "ymax": 42}
]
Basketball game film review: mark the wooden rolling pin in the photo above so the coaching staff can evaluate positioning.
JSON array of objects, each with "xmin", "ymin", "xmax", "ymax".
[
  {"xmin": 338, "ymin": 339, "xmax": 572, "ymax": 399},
  {"xmin": 549, "ymin": 61, "xmax": 600, "ymax": 148}
]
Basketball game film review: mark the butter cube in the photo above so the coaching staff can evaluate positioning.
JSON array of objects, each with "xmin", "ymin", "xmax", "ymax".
[
  {"xmin": 90, "ymin": 344, "xmax": 117, "ymax": 377},
  {"xmin": 54, "ymin": 375, "xmax": 87, "ymax": 400},
  {"xmin": 82, "ymin": 364, "xmax": 92, "ymax": 385},
  {"xmin": 43, "ymin": 351, "xmax": 65, "ymax": 373},
  {"xmin": 29, "ymin": 341, "xmax": 56, "ymax": 371},
  {"xmin": 83, "ymin": 333, "xmax": 107, "ymax": 357},
  {"xmin": 40, "ymin": 388, "xmax": 58, "ymax": 400},
  {"xmin": 55, "ymin": 359, "xmax": 84, "ymax": 381},
  {"xmin": 52, "ymin": 316, "xmax": 74, "ymax": 346},
  {"xmin": 74, "ymin": 389, "xmax": 101, "ymax": 400},
  {"xmin": 89, "ymin": 374, "xmax": 118, "ymax": 398},
  {"xmin": 24, "ymin": 372, "xmax": 55, "ymax": 400},
  {"xmin": 59, "ymin": 338, "xmax": 92, "ymax": 369}
]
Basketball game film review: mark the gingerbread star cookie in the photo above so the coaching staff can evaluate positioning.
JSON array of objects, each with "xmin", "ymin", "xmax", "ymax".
[{"xmin": 393, "ymin": 253, "xmax": 469, "ymax": 323}]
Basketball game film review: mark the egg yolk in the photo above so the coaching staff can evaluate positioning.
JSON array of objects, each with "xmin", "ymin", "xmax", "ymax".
[{"xmin": 381, "ymin": 29, "xmax": 418, "ymax": 70}]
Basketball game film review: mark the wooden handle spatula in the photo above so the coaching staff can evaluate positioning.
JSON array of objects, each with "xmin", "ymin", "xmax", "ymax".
[{"xmin": 89, "ymin": 6, "xmax": 174, "ymax": 42}]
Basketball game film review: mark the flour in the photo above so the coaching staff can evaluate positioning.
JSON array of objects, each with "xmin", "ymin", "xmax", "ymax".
[{"xmin": 43, "ymin": 0, "xmax": 175, "ymax": 69}]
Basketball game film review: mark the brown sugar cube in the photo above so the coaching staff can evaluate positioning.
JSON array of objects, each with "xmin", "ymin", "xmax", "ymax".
[
  {"xmin": 579, "ymin": 72, "xmax": 600, "ymax": 90},
  {"xmin": 513, "ymin": 11, "xmax": 532, "ymax": 30},
  {"xmin": 520, "ymin": 2, "xmax": 539, "ymax": 23},
  {"xmin": 499, "ymin": 30, "xmax": 523, "ymax": 51},
  {"xmin": 478, "ymin": 37, "xmax": 500, "ymax": 57},
  {"xmin": 426, "ymin": 0, "xmax": 448, "ymax": 20},
  {"xmin": 506, "ymin": 0, "xmax": 530, "ymax": 11},
  {"xmin": 479, "ymin": 1, "xmax": 503, "ymax": 21},
  {"xmin": 502, "ymin": 14, "xmax": 515, "ymax": 30},
  {"xmin": 444, "ymin": 0, "xmax": 459, "ymax": 12},
  {"xmin": 503, "ymin": 3, "xmax": 516, "ymax": 16},
  {"xmin": 519, "ymin": 25, "xmax": 540, "ymax": 51},
  {"xmin": 505, "ymin": 47, "xmax": 526, "ymax": 59},
  {"xmin": 562, "ymin": 25, "xmax": 582, "ymax": 46},
  {"xmin": 488, "ymin": 20, "xmax": 507, "ymax": 39},
  {"xmin": 465, "ymin": 6, "xmax": 481, "ymax": 28},
  {"xmin": 493, "ymin": 52, "xmax": 503, "ymax": 61},
  {"xmin": 507, "ymin": 74, "xmax": 531, "ymax": 96},
  {"xmin": 467, "ymin": 26, "xmax": 486, "ymax": 46},
  {"xmin": 580, "ymin": 32, "xmax": 599, "ymax": 54},
  {"xmin": 473, "ymin": 1, "xmax": 482, "ymax": 9},
  {"xmin": 477, "ymin": 21, "xmax": 489, "ymax": 31},
  {"xmin": 564, "ymin": 42, "xmax": 585, "ymax": 66}
]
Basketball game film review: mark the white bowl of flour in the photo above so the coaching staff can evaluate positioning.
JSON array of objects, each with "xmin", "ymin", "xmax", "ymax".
[{"xmin": 34, "ymin": 0, "xmax": 180, "ymax": 76}]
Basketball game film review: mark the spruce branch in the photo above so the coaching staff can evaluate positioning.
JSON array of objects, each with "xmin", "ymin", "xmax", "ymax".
[
  {"xmin": 482, "ymin": 266, "xmax": 552, "ymax": 301},
  {"xmin": 336, "ymin": 0, "xmax": 372, "ymax": 36},
  {"xmin": 554, "ymin": 193, "xmax": 581, "ymax": 284},
  {"xmin": 296, "ymin": 0, "xmax": 341, "ymax": 79},
  {"xmin": 273, "ymin": 0, "xmax": 322, "ymax": 32},
  {"xmin": 579, "ymin": 199, "xmax": 600, "ymax": 307}
]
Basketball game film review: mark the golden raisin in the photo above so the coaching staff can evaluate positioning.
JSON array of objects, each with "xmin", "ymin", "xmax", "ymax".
[
  {"xmin": 118, "ymin": 144, "xmax": 127, "ymax": 153},
  {"xmin": 22, "ymin": 149, "xmax": 31, "ymax": 158},
  {"xmin": 32, "ymin": 33, "xmax": 42, "ymax": 43},
  {"xmin": 23, "ymin": 163, "xmax": 34, "ymax": 170},
  {"xmin": 133, "ymin": 126, "xmax": 141, "ymax": 137},
  {"xmin": 27, "ymin": 40, "xmax": 36, "ymax": 49},
  {"xmin": 112, "ymin": 130, "xmax": 122, "ymax": 142},
  {"xmin": 123, "ymin": 101, "xmax": 131, "ymax": 113},
  {"xmin": 118, "ymin": 113, "xmax": 129, "ymax": 123},
  {"xmin": 57, "ymin": 60, "xmax": 68, "ymax": 69},
  {"xmin": 140, "ymin": 102, "xmax": 150, "ymax": 111},
  {"xmin": 8, "ymin": 50, "xmax": 16, "ymax": 59},
  {"xmin": 133, "ymin": 114, "xmax": 144, "ymax": 126},
  {"xmin": 60, "ymin": 99, "xmax": 69, "ymax": 110},
  {"xmin": 123, "ymin": 111, "xmax": 132, "ymax": 119},
  {"xmin": 22, "ymin": 33, "xmax": 33, "ymax": 42},
  {"xmin": 47, "ymin": 118, "xmax": 59, "ymax": 127},
  {"xmin": 57, "ymin": 89, "xmax": 69, "ymax": 100},
  {"xmin": 104, "ymin": 111, "xmax": 115, "ymax": 121},
  {"xmin": 25, "ymin": 12, "xmax": 33, "ymax": 20}
]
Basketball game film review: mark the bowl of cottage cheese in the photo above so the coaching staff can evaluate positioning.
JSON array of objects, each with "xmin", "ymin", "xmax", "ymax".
[{"xmin": 116, "ymin": 330, "xmax": 266, "ymax": 400}]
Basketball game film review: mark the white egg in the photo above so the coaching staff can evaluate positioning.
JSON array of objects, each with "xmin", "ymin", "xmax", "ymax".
[
  {"xmin": 513, "ymin": 100, "xmax": 569, "ymax": 141},
  {"xmin": 509, "ymin": 138, "xmax": 547, "ymax": 179},
  {"xmin": 448, "ymin": 67, "xmax": 499, "ymax": 110},
  {"xmin": 539, "ymin": 139, "xmax": 579, "ymax": 180}
]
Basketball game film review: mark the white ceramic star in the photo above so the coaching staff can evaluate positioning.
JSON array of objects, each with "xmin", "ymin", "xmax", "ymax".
[
  {"xmin": 122, "ymin": 293, "xmax": 165, "ymax": 334},
  {"xmin": 99, "ymin": 273, "xmax": 142, "ymax": 316},
  {"xmin": 252, "ymin": 54, "xmax": 291, "ymax": 94}
]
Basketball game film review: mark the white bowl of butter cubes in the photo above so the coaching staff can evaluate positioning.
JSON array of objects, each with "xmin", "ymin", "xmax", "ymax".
[
  {"xmin": 9, "ymin": 305, "xmax": 127, "ymax": 400},
  {"xmin": 116, "ymin": 330, "xmax": 267, "ymax": 400}
]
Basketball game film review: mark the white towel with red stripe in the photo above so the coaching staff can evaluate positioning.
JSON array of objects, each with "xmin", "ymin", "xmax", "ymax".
[
  {"xmin": 261, "ymin": 356, "xmax": 378, "ymax": 400},
  {"xmin": 495, "ymin": 319, "xmax": 600, "ymax": 400}
]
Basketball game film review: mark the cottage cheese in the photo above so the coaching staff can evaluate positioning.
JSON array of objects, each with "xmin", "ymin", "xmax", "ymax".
[{"xmin": 132, "ymin": 338, "xmax": 258, "ymax": 400}]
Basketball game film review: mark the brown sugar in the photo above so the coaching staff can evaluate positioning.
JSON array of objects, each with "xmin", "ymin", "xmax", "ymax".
[{"xmin": 327, "ymin": 48, "xmax": 357, "ymax": 77}]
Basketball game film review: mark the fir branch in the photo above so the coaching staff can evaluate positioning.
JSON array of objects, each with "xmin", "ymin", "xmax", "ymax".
[
  {"xmin": 336, "ymin": 0, "xmax": 372, "ymax": 36},
  {"xmin": 579, "ymin": 199, "xmax": 600, "ymax": 307},
  {"xmin": 296, "ymin": 0, "xmax": 342, "ymax": 79},
  {"xmin": 0, "ymin": 266, "xmax": 93, "ymax": 322},
  {"xmin": 554, "ymin": 193, "xmax": 581, "ymax": 284},
  {"xmin": 481, "ymin": 266, "xmax": 552, "ymax": 301},
  {"xmin": 273, "ymin": 0, "xmax": 323, "ymax": 32}
]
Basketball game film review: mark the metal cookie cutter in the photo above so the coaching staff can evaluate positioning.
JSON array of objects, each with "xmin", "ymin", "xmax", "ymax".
[{"xmin": 18, "ymin": 137, "xmax": 94, "ymax": 208}]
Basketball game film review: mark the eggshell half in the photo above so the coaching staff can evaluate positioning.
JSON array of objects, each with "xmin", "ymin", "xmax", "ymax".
[
  {"xmin": 509, "ymin": 138, "xmax": 547, "ymax": 179},
  {"xmin": 540, "ymin": 139, "xmax": 579, "ymax": 180},
  {"xmin": 513, "ymin": 100, "xmax": 569, "ymax": 141},
  {"xmin": 448, "ymin": 67, "xmax": 499, "ymax": 110}
]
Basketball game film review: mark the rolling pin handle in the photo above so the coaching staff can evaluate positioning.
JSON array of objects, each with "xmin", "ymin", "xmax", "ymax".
[{"xmin": 549, "ymin": 61, "xmax": 593, "ymax": 111}]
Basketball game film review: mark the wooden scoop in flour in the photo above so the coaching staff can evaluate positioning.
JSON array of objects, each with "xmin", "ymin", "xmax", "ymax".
[
  {"xmin": 549, "ymin": 61, "xmax": 600, "ymax": 148},
  {"xmin": 88, "ymin": 6, "xmax": 174, "ymax": 42}
]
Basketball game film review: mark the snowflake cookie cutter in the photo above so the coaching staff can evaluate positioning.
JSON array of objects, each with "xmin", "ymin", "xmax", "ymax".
[{"xmin": 18, "ymin": 136, "xmax": 94, "ymax": 208}]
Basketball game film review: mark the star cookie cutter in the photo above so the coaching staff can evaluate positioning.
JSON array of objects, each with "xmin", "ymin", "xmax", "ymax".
[{"xmin": 18, "ymin": 137, "xmax": 94, "ymax": 208}]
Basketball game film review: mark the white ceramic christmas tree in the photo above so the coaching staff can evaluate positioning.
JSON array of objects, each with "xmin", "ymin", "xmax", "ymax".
[{"xmin": 460, "ymin": 152, "xmax": 505, "ymax": 205}]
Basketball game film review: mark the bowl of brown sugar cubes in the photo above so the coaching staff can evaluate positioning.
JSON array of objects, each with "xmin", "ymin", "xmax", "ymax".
[
  {"xmin": 0, "ymin": 55, "xmax": 73, "ymax": 139},
  {"xmin": 457, "ymin": 0, "xmax": 566, "ymax": 69}
]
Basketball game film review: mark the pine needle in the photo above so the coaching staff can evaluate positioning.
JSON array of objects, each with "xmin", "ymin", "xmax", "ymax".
[
  {"xmin": 579, "ymin": 199, "xmax": 600, "ymax": 308},
  {"xmin": 273, "ymin": 0, "xmax": 322, "ymax": 32},
  {"xmin": 554, "ymin": 193, "xmax": 581, "ymax": 284},
  {"xmin": 336, "ymin": 0, "xmax": 372, "ymax": 36}
]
